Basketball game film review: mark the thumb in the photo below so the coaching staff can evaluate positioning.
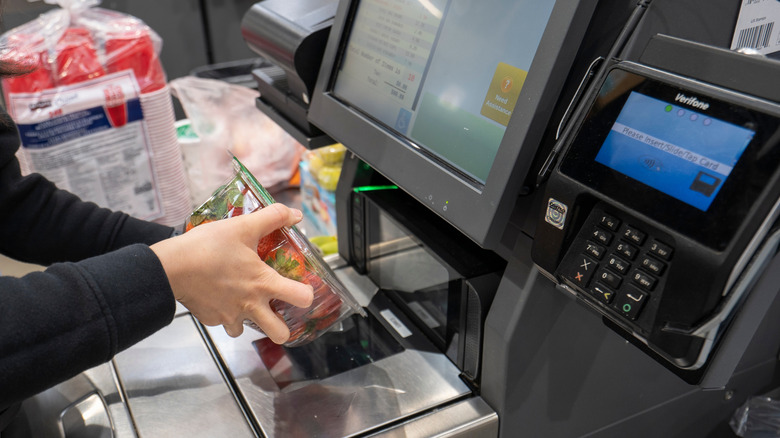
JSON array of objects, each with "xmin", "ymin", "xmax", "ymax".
[{"xmin": 234, "ymin": 203, "xmax": 303, "ymax": 244}]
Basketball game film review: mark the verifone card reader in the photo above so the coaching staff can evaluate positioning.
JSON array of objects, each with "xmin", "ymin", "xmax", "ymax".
[{"xmin": 532, "ymin": 36, "xmax": 780, "ymax": 383}]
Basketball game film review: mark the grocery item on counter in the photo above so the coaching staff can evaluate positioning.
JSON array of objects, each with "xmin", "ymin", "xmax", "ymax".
[
  {"xmin": 299, "ymin": 143, "xmax": 346, "ymax": 237},
  {"xmin": 0, "ymin": 6, "xmax": 167, "ymax": 95},
  {"xmin": 170, "ymin": 76, "xmax": 304, "ymax": 207},
  {"xmin": 0, "ymin": 1, "xmax": 188, "ymax": 227},
  {"xmin": 184, "ymin": 157, "xmax": 365, "ymax": 347},
  {"xmin": 309, "ymin": 235, "xmax": 338, "ymax": 256},
  {"xmin": 306, "ymin": 143, "xmax": 347, "ymax": 192},
  {"xmin": 54, "ymin": 27, "xmax": 105, "ymax": 86}
]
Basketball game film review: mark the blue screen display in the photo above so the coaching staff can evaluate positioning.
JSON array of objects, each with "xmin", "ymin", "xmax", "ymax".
[{"xmin": 595, "ymin": 92, "xmax": 755, "ymax": 211}]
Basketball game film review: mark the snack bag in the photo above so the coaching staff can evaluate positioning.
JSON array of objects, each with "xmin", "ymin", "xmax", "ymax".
[{"xmin": 185, "ymin": 157, "xmax": 365, "ymax": 347}]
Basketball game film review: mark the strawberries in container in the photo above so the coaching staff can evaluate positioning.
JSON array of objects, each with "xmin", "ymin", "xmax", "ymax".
[{"xmin": 184, "ymin": 157, "xmax": 365, "ymax": 346}]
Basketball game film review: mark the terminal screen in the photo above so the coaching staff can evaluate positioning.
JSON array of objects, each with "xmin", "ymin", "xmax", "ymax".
[
  {"xmin": 595, "ymin": 91, "xmax": 755, "ymax": 211},
  {"xmin": 332, "ymin": 0, "xmax": 556, "ymax": 183}
]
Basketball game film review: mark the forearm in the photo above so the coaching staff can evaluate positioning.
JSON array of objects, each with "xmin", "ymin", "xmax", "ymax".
[
  {"xmin": 0, "ymin": 172, "xmax": 174, "ymax": 265},
  {"xmin": 0, "ymin": 244, "xmax": 176, "ymax": 409}
]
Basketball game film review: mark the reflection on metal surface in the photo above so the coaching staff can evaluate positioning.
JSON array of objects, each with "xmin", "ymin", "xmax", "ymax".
[
  {"xmin": 205, "ymin": 308, "xmax": 471, "ymax": 437},
  {"xmin": 113, "ymin": 315, "xmax": 253, "ymax": 438},
  {"xmin": 362, "ymin": 385, "xmax": 407, "ymax": 394},
  {"xmin": 2, "ymin": 362, "xmax": 135, "ymax": 438},
  {"xmin": 370, "ymin": 397, "xmax": 498, "ymax": 438},
  {"xmin": 60, "ymin": 393, "xmax": 112, "ymax": 438},
  {"xmin": 333, "ymin": 264, "xmax": 379, "ymax": 308},
  {"xmin": 253, "ymin": 313, "xmax": 404, "ymax": 391}
]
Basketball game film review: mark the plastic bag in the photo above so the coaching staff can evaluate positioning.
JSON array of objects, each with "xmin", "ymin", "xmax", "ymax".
[
  {"xmin": 184, "ymin": 157, "xmax": 365, "ymax": 347},
  {"xmin": 0, "ymin": 0, "xmax": 190, "ymax": 226},
  {"xmin": 731, "ymin": 396, "xmax": 780, "ymax": 437},
  {"xmin": 170, "ymin": 76, "xmax": 304, "ymax": 206},
  {"xmin": 0, "ymin": 0, "xmax": 166, "ymax": 96}
]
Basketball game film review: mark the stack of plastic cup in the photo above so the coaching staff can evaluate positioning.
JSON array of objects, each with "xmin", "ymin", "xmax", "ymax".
[
  {"xmin": 105, "ymin": 18, "xmax": 166, "ymax": 94},
  {"xmin": 140, "ymin": 85, "xmax": 193, "ymax": 226},
  {"xmin": 1, "ymin": 18, "xmax": 187, "ymax": 227},
  {"xmin": 54, "ymin": 27, "xmax": 105, "ymax": 86},
  {"xmin": 1, "ymin": 34, "xmax": 55, "ymax": 95}
]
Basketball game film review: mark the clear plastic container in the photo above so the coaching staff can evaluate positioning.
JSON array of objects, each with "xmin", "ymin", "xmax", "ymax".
[{"xmin": 184, "ymin": 157, "xmax": 365, "ymax": 346}]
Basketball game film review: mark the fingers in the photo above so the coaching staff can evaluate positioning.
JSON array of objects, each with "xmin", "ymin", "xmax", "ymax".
[
  {"xmin": 223, "ymin": 306, "xmax": 290, "ymax": 343},
  {"xmin": 233, "ymin": 203, "xmax": 303, "ymax": 244},
  {"xmin": 263, "ymin": 270, "xmax": 315, "ymax": 308},
  {"xmin": 223, "ymin": 321, "xmax": 245, "ymax": 338},
  {"xmin": 219, "ymin": 263, "xmax": 312, "ymax": 340},
  {"xmin": 250, "ymin": 305, "xmax": 291, "ymax": 344}
]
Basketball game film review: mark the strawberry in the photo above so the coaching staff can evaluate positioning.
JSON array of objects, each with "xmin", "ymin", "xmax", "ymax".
[
  {"xmin": 263, "ymin": 244, "xmax": 307, "ymax": 281},
  {"xmin": 226, "ymin": 186, "xmax": 252, "ymax": 218},
  {"xmin": 226, "ymin": 205, "xmax": 244, "ymax": 217},
  {"xmin": 184, "ymin": 218, "xmax": 214, "ymax": 232},
  {"xmin": 301, "ymin": 270, "xmax": 325, "ymax": 291},
  {"xmin": 310, "ymin": 293, "xmax": 343, "ymax": 331},
  {"xmin": 287, "ymin": 324, "xmax": 309, "ymax": 344},
  {"xmin": 257, "ymin": 229, "xmax": 286, "ymax": 258}
]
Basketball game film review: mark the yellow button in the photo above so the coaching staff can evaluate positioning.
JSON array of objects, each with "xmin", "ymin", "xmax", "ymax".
[{"xmin": 480, "ymin": 62, "xmax": 528, "ymax": 126}]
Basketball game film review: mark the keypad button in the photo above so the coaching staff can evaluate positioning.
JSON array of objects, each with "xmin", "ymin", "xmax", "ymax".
[
  {"xmin": 613, "ymin": 288, "xmax": 648, "ymax": 320},
  {"xmin": 591, "ymin": 282, "xmax": 615, "ymax": 304},
  {"xmin": 648, "ymin": 240, "xmax": 673, "ymax": 260},
  {"xmin": 563, "ymin": 255, "xmax": 599, "ymax": 288},
  {"xmin": 630, "ymin": 269, "xmax": 657, "ymax": 291},
  {"xmin": 591, "ymin": 229, "xmax": 613, "ymax": 246},
  {"xmin": 584, "ymin": 241, "xmax": 606, "ymax": 260},
  {"xmin": 640, "ymin": 256, "xmax": 666, "ymax": 276},
  {"xmin": 599, "ymin": 214, "xmax": 620, "ymax": 231},
  {"xmin": 623, "ymin": 226, "xmax": 646, "ymax": 246},
  {"xmin": 615, "ymin": 241, "xmax": 638, "ymax": 260},
  {"xmin": 596, "ymin": 268, "xmax": 622, "ymax": 289},
  {"xmin": 564, "ymin": 209, "xmax": 675, "ymax": 326},
  {"xmin": 607, "ymin": 255, "xmax": 630, "ymax": 274}
]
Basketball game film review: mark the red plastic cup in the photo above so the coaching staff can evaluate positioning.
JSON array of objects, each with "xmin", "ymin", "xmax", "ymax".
[
  {"xmin": 103, "ymin": 84, "xmax": 127, "ymax": 127},
  {"xmin": 1, "ymin": 33, "xmax": 55, "ymax": 94},
  {"xmin": 55, "ymin": 27, "xmax": 106, "ymax": 86},
  {"xmin": 105, "ymin": 27, "xmax": 166, "ymax": 93}
]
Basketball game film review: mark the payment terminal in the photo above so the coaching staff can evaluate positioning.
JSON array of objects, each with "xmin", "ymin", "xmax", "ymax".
[{"xmin": 532, "ymin": 36, "xmax": 780, "ymax": 382}]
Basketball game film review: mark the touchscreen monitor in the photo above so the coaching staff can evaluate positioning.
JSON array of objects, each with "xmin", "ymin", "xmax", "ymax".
[
  {"xmin": 595, "ymin": 91, "xmax": 755, "ymax": 211},
  {"xmin": 310, "ymin": 0, "xmax": 599, "ymax": 248},
  {"xmin": 331, "ymin": 0, "xmax": 556, "ymax": 183}
]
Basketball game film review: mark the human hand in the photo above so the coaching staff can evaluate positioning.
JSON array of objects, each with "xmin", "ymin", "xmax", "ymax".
[{"xmin": 151, "ymin": 203, "xmax": 314, "ymax": 343}]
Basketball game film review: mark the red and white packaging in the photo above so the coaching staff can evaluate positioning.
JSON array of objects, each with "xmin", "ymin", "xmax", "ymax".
[{"xmin": 0, "ymin": 0, "xmax": 190, "ymax": 226}]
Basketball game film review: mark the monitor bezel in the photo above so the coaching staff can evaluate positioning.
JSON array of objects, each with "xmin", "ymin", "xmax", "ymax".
[{"xmin": 309, "ymin": 0, "xmax": 599, "ymax": 248}]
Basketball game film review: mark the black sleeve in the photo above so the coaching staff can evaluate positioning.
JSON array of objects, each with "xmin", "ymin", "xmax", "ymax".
[
  {"xmin": 0, "ymin": 106, "xmax": 179, "ymax": 409},
  {"xmin": 0, "ymin": 244, "xmax": 176, "ymax": 409},
  {"xmin": 0, "ymin": 171, "xmax": 175, "ymax": 264},
  {"xmin": 0, "ymin": 110, "xmax": 175, "ymax": 265}
]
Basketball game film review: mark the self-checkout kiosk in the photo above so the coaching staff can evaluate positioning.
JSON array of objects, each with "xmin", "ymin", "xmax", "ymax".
[{"xmin": 7, "ymin": 0, "xmax": 780, "ymax": 437}]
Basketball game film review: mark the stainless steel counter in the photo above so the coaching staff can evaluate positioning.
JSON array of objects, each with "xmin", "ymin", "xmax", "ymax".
[
  {"xmin": 113, "ymin": 314, "xmax": 254, "ymax": 437},
  {"xmin": 4, "ymin": 255, "xmax": 497, "ymax": 438},
  {"xmin": 202, "ymin": 263, "xmax": 475, "ymax": 437}
]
